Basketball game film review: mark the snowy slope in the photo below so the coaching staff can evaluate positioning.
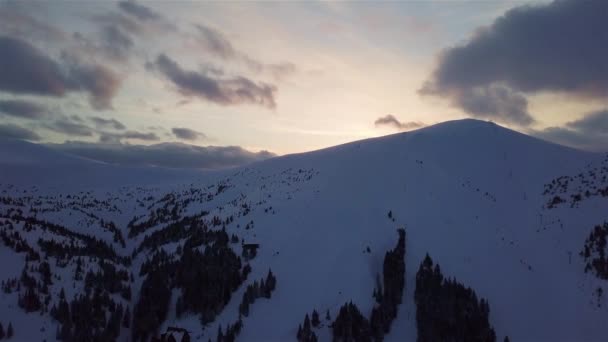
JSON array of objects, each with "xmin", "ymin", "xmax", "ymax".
[{"xmin": 1, "ymin": 119, "xmax": 607, "ymax": 342}]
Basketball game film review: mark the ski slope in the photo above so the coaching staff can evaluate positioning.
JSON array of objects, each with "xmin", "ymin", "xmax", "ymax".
[{"xmin": 1, "ymin": 119, "xmax": 607, "ymax": 341}]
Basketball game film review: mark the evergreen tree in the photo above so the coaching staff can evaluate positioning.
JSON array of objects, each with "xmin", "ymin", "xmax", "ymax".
[
  {"xmin": 0, "ymin": 322, "xmax": 4, "ymax": 339},
  {"xmin": 415, "ymin": 253, "xmax": 496, "ymax": 342},
  {"xmin": 304, "ymin": 314, "xmax": 311, "ymax": 332},
  {"xmin": 217, "ymin": 324, "xmax": 223, "ymax": 342},
  {"xmin": 312, "ymin": 310, "xmax": 320, "ymax": 327},
  {"xmin": 7, "ymin": 322, "xmax": 13, "ymax": 339}
]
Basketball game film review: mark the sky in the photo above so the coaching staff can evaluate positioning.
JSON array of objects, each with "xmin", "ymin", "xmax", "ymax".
[{"xmin": 0, "ymin": 0, "xmax": 607, "ymax": 169}]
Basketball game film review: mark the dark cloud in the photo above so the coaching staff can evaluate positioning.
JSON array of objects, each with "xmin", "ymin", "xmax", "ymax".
[
  {"xmin": 47, "ymin": 141, "xmax": 275, "ymax": 169},
  {"xmin": 100, "ymin": 26, "xmax": 134, "ymax": 61},
  {"xmin": 195, "ymin": 24, "xmax": 236, "ymax": 59},
  {"xmin": 99, "ymin": 131, "xmax": 160, "ymax": 143},
  {"xmin": 90, "ymin": 117, "xmax": 126, "ymax": 130},
  {"xmin": 374, "ymin": 115, "xmax": 425, "ymax": 131},
  {"xmin": 422, "ymin": 0, "xmax": 608, "ymax": 126},
  {"xmin": 530, "ymin": 109, "xmax": 608, "ymax": 152},
  {"xmin": 0, "ymin": 35, "xmax": 68, "ymax": 96},
  {"xmin": 172, "ymin": 127, "xmax": 207, "ymax": 141},
  {"xmin": 0, "ymin": 123, "xmax": 41, "ymax": 141},
  {"xmin": 151, "ymin": 54, "xmax": 277, "ymax": 108},
  {"xmin": 45, "ymin": 117, "xmax": 95, "ymax": 137},
  {"xmin": 64, "ymin": 57, "xmax": 122, "ymax": 110},
  {"xmin": 194, "ymin": 24, "xmax": 296, "ymax": 79},
  {"xmin": 566, "ymin": 109, "xmax": 608, "ymax": 135},
  {"xmin": 0, "ymin": 36, "xmax": 121, "ymax": 110},
  {"xmin": 0, "ymin": 99, "xmax": 47, "ymax": 119},
  {"xmin": 454, "ymin": 85, "xmax": 533, "ymax": 126},
  {"xmin": 118, "ymin": 1, "xmax": 161, "ymax": 21}
]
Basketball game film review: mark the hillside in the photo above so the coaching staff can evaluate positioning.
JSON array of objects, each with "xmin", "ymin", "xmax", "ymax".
[{"xmin": 1, "ymin": 119, "xmax": 607, "ymax": 342}]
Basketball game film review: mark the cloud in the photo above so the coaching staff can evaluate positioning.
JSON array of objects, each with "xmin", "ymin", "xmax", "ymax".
[
  {"xmin": 90, "ymin": 117, "xmax": 126, "ymax": 130},
  {"xmin": 453, "ymin": 85, "xmax": 533, "ymax": 126},
  {"xmin": 0, "ymin": 35, "xmax": 69, "ymax": 96},
  {"xmin": 193, "ymin": 24, "xmax": 296, "ymax": 79},
  {"xmin": 172, "ymin": 127, "xmax": 207, "ymax": 141},
  {"xmin": 0, "ymin": 99, "xmax": 47, "ymax": 119},
  {"xmin": 0, "ymin": 123, "xmax": 41, "ymax": 141},
  {"xmin": 47, "ymin": 141, "xmax": 276, "ymax": 169},
  {"xmin": 100, "ymin": 26, "xmax": 134, "ymax": 61},
  {"xmin": 118, "ymin": 1, "xmax": 161, "ymax": 21},
  {"xmin": 566, "ymin": 109, "xmax": 608, "ymax": 135},
  {"xmin": 99, "ymin": 131, "xmax": 160, "ymax": 143},
  {"xmin": 530, "ymin": 109, "xmax": 608, "ymax": 152},
  {"xmin": 63, "ymin": 56, "xmax": 122, "ymax": 110},
  {"xmin": 0, "ymin": 36, "xmax": 121, "ymax": 110},
  {"xmin": 374, "ymin": 115, "xmax": 425, "ymax": 131},
  {"xmin": 195, "ymin": 24, "xmax": 236, "ymax": 59},
  {"xmin": 0, "ymin": 6, "xmax": 66, "ymax": 42},
  {"xmin": 422, "ymin": 0, "xmax": 608, "ymax": 126},
  {"xmin": 92, "ymin": 12, "xmax": 142, "ymax": 35},
  {"xmin": 150, "ymin": 53, "xmax": 277, "ymax": 108},
  {"xmin": 45, "ymin": 117, "xmax": 95, "ymax": 137}
]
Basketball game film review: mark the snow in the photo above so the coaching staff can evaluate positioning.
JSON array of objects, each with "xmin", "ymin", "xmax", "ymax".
[{"xmin": 1, "ymin": 119, "xmax": 607, "ymax": 341}]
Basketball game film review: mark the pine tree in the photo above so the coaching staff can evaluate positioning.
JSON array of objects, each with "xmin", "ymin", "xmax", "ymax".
[
  {"xmin": 217, "ymin": 324, "xmax": 223, "ymax": 342},
  {"xmin": 304, "ymin": 314, "xmax": 311, "ymax": 332},
  {"xmin": 312, "ymin": 310, "xmax": 320, "ymax": 327},
  {"xmin": 0, "ymin": 322, "xmax": 4, "ymax": 339},
  {"xmin": 7, "ymin": 322, "xmax": 13, "ymax": 338},
  {"xmin": 326, "ymin": 309, "xmax": 331, "ymax": 321}
]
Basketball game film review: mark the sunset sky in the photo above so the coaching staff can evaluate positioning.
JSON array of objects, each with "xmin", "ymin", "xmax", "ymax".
[{"xmin": 0, "ymin": 0, "xmax": 606, "ymax": 168}]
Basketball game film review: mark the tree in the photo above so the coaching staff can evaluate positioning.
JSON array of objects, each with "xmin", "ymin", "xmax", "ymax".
[
  {"xmin": 304, "ymin": 314, "xmax": 311, "ymax": 332},
  {"xmin": 7, "ymin": 322, "xmax": 13, "ymax": 339},
  {"xmin": 217, "ymin": 325, "xmax": 223, "ymax": 342},
  {"xmin": 182, "ymin": 330, "xmax": 191, "ymax": 342},
  {"xmin": 0, "ymin": 322, "xmax": 4, "ymax": 339},
  {"xmin": 312, "ymin": 310, "xmax": 320, "ymax": 327}
]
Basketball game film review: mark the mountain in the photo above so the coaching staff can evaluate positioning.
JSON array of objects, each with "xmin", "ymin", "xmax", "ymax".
[
  {"xmin": 0, "ymin": 137, "xmax": 203, "ymax": 189},
  {"xmin": 1, "ymin": 119, "xmax": 607, "ymax": 342}
]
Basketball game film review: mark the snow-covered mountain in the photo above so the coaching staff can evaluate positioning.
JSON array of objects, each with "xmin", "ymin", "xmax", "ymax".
[{"xmin": 1, "ymin": 119, "xmax": 607, "ymax": 342}]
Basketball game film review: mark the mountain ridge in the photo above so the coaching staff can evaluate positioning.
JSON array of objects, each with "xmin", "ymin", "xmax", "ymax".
[{"xmin": 0, "ymin": 118, "xmax": 607, "ymax": 341}]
